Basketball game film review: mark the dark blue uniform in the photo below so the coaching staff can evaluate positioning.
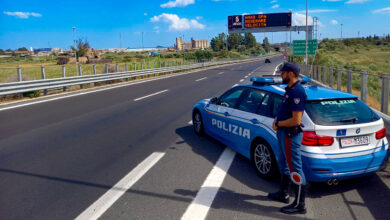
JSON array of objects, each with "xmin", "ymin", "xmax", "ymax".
[{"xmin": 276, "ymin": 80, "xmax": 307, "ymax": 184}]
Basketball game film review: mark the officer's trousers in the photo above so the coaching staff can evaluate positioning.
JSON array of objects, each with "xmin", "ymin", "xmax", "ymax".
[{"xmin": 277, "ymin": 128, "xmax": 306, "ymax": 185}]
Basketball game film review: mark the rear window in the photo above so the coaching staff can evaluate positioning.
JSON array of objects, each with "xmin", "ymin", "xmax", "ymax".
[{"xmin": 305, "ymin": 98, "xmax": 380, "ymax": 125}]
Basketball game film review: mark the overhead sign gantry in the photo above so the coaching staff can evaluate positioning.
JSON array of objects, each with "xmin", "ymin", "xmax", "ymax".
[{"xmin": 228, "ymin": 12, "xmax": 313, "ymax": 40}]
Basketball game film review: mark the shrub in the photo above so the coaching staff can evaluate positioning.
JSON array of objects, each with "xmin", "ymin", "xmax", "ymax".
[{"xmin": 23, "ymin": 90, "xmax": 41, "ymax": 98}]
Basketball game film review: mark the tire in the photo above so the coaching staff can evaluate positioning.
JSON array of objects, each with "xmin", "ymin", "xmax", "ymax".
[
  {"xmin": 251, "ymin": 139, "xmax": 278, "ymax": 179},
  {"xmin": 193, "ymin": 110, "xmax": 205, "ymax": 136}
]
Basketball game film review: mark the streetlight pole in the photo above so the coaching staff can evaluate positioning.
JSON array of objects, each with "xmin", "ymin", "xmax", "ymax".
[
  {"xmin": 142, "ymin": 31, "xmax": 144, "ymax": 51},
  {"xmin": 341, "ymin": 24, "xmax": 343, "ymax": 39},
  {"xmin": 72, "ymin": 27, "xmax": 77, "ymax": 75},
  {"xmin": 305, "ymin": 0, "xmax": 308, "ymax": 66}
]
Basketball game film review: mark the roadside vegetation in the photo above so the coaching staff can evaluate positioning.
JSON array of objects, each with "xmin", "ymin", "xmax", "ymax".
[{"xmin": 291, "ymin": 35, "xmax": 390, "ymax": 111}]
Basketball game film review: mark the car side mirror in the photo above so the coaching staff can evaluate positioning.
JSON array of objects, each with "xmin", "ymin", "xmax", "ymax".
[{"xmin": 210, "ymin": 97, "xmax": 218, "ymax": 104}]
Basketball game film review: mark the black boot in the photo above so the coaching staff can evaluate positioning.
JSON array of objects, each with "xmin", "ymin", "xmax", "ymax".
[
  {"xmin": 268, "ymin": 174, "xmax": 291, "ymax": 204},
  {"xmin": 281, "ymin": 184, "xmax": 306, "ymax": 214}
]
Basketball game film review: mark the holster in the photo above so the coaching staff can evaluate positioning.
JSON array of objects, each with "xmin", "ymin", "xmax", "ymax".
[{"xmin": 286, "ymin": 124, "xmax": 304, "ymax": 137}]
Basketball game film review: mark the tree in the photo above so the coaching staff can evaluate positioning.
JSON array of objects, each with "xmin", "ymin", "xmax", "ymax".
[
  {"xmin": 71, "ymin": 38, "xmax": 90, "ymax": 59},
  {"xmin": 262, "ymin": 37, "xmax": 271, "ymax": 52},
  {"xmin": 210, "ymin": 33, "xmax": 227, "ymax": 52},
  {"xmin": 0, "ymin": 49, "xmax": 4, "ymax": 55},
  {"xmin": 17, "ymin": 47, "xmax": 28, "ymax": 51},
  {"xmin": 228, "ymin": 33, "xmax": 244, "ymax": 50},
  {"xmin": 243, "ymin": 33, "xmax": 256, "ymax": 48}
]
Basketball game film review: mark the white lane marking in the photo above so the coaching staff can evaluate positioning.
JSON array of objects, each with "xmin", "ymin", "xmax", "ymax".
[
  {"xmin": 248, "ymin": 73, "xmax": 252, "ymax": 76},
  {"xmin": 181, "ymin": 148, "xmax": 236, "ymax": 220},
  {"xmin": 217, "ymin": 72, "xmax": 224, "ymax": 75},
  {"xmin": 273, "ymin": 63, "xmax": 283, "ymax": 75},
  {"xmin": 195, "ymin": 77, "xmax": 207, "ymax": 82},
  {"xmin": 188, "ymin": 120, "xmax": 193, "ymax": 125},
  {"xmin": 232, "ymin": 84, "xmax": 238, "ymax": 87},
  {"xmin": 76, "ymin": 152, "xmax": 165, "ymax": 220},
  {"xmin": 134, "ymin": 89, "xmax": 168, "ymax": 101},
  {"xmin": 244, "ymin": 76, "xmax": 248, "ymax": 78},
  {"xmin": 239, "ymin": 79, "xmax": 244, "ymax": 82}
]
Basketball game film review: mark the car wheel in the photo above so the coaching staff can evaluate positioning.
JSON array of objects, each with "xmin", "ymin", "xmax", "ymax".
[
  {"xmin": 193, "ymin": 110, "xmax": 204, "ymax": 135},
  {"xmin": 251, "ymin": 139, "xmax": 278, "ymax": 179}
]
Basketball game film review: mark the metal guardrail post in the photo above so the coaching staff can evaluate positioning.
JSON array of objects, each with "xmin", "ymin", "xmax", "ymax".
[
  {"xmin": 105, "ymin": 64, "xmax": 108, "ymax": 73},
  {"xmin": 317, "ymin": 66, "xmax": 321, "ymax": 81},
  {"xmin": 159, "ymin": 62, "xmax": 161, "ymax": 68},
  {"xmin": 62, "ymin": 65, "xmax": 67, "ymax": 91},
  {"xmin": 93, "ymin": 64, "xmax": 97, "ymax": 86},
  {"xmin": 116, "ymin": 64, "xmax": 119, "ymax": 72},
  {"xmin": 337, "ymin": 68, "xmax": 342, "ymax": 91},
  {"xmin": 79, "ymin": 64, "xmax": 83, "ymax": 89},
  {"xmin": 347, "ymin": 69, "xmax": 352, "ymax": 94},
  {"xmin": 148, "ymin": 62, "xmax": 150, "ymax": 69},
  {"xmin": 141, "ymin": 63, "xmax": 143, "ymax": 70},
  {"xmin": 361, "ymin": 71, "xmax": 368, "ymax": 103},
  {"xmin": 17, "ymin": 65, "xmax": 22, "ymax": 82},
  {"xmin": 381, "ymin": 73, "xmax": 390, "ymax": 114},
  {"xmin": 329, "ymin": 67, "xmax": 333, "ymax": 88},
  {"xmin": 323, "ymin": 66, "xmax": 327, "ymax": 84},
  {"xmin": 134, "ymin": 62, "xmax": 137, "ymax": 71},
  {"xmin": 41, "ymin": 65, "xmax": 47, "ymax": 95},
  {"xmin": 125, "ymin": 63, "xmax": 128, "ymax": 72}
]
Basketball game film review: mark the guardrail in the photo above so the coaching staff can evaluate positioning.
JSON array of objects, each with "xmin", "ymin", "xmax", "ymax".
[
  {"xmin": 0, "ymin": 56, "xmax": 274, "ymax": 97},
  {"xmin": 299, "ymin": 64, "xmax": 390, "ymax": 115}
]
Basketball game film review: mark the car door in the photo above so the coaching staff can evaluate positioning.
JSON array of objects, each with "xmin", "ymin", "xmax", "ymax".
[
  {"xmin": 228, "ymin": 88, "xmax": 268, "ymax": 156},
  {"xmin": 204, "ymin": 87, "xmax": 247, "ymax": 145}
]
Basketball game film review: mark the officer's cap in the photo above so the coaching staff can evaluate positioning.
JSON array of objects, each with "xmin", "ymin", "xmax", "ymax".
[{"xmin": 277, "ymin": 62, "xmax": 300, "ymax": 74}]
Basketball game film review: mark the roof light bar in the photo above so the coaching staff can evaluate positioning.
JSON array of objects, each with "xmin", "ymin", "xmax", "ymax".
[{"xmin": 250, "ymin": 75, "xmax": 311, "ymax": 85}]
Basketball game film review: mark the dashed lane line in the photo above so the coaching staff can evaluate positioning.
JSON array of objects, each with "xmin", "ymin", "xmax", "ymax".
[
  {"xmin": 217, "ymin": 72, "xmax": 224, "ymax": 75},
  {"xmin": 196, "ymin": 77, "xmax": 207, "ymax": 82},
  {"xmin": 181, "ymin": 148, "xmax": 236, "ymax": 220},
  {"xmin": 134, "ymin": 89, "xmax": 168, "ymax": 101},
  {"xmin": 239, "ymin": 79, "xmax": 244, "ymax": 82},
  {"xmin": 75, "ymin": 152, "xmax": 165, "ymax": 220}
]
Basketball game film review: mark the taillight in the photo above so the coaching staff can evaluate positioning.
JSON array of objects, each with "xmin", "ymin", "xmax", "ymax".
[
  {"xmin": 376, "ymin": 127, "xmax": 386, "ymax": 139},
  {"xmin": 302, "ymin": 131, "xmax": 334, "ymax": 146}
]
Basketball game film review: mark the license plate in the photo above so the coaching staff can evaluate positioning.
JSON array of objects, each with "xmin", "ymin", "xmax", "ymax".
[{"xmin": 341, "ymin": 135, "xmax": 370, "ymax": 147}]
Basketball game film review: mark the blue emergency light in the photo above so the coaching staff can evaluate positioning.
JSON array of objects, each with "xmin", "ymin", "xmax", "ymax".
[{"xmin": 250, "ymin": 75, "xmax": 311, "ymax": 85}]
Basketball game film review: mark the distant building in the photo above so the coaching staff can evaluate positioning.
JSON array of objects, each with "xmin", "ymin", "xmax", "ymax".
[{"xmin": 175, "ymin": 37, "xmax": 209, "ymax": 51}]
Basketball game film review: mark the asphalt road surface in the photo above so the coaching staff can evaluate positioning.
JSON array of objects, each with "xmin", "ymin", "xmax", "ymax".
[{"xmin": 0, "ymin": 57, "xmax": 389, "ymax": 220}]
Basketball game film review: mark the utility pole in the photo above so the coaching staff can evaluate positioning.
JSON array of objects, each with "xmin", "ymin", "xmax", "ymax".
[
  {"xmin": 341, "ymin": 24, "xmax": 343, "ymax": 39},
  {"xmin": 120, "ymin": 33, "xmax": 122, "ymax": 49},
  {"xmin": 305, "ymin": 0, "xmax": 308, "ymax": 65},
  {"xmin": 142, "ymin": 32, "xmax": 144, "ymax": 51},
  {"xmin": 72, "ymin": 27, "xmax": 77, "ymax": 75}
]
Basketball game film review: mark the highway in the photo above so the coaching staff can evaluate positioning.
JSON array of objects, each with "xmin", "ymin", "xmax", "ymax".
[{"xmin": 0, "ymin": 57, "xmax": 389, "ymax": 220}]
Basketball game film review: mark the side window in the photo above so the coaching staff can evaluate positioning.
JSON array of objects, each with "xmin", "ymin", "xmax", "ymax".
[
  {"xmin": 257, "ymin": 93, "xmax": 271, "ymax": 116},
  {"xmin": 272, "ymin": 95, "xmax": 283, "ymax": 117},
  {"xmin": 237, "ymin": 89, "xmax": 266, "ymax": 113},
  {"xmin": 218, "ymin": 87, "xmax": 246, "ymax": 108}
]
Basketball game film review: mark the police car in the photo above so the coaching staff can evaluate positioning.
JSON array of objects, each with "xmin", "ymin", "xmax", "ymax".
[{"xmin": 192, "ymin": 75, "xmax": 388, "ymax": 183}]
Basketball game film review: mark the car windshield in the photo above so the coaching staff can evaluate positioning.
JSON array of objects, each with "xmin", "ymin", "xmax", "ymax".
[{"xmin": 305, "ymin": 98, "xmax": 380, "ymax": 125}]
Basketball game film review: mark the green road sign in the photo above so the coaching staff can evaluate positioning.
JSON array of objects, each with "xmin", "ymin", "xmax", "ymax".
[{"xmin": 293, "ymin": 39, "xmax": 317, "ymax": 56}]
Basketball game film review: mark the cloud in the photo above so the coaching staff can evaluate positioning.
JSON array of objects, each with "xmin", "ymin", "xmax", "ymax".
[
  {"xmin": 153, "ymin": 26, "xmax": 160, "ymax": 33},
  {"xmin": 270, "ymin": 0, "xmax": 277, "ymax": 3},
  {"xmin": 292, "ymin": 13, "xmax": 314, "ymax": 26},
  {"xmin": 346, "ymin": 0, "xmax": 369, "ymax": 4},
  {"xmin": 144, "ymin": 13, "xmax": 148, "ymax": 16},
  {"xmin": 161, "ymin": 0, "xmax": 195, "ymax": 8},
  {"xmin": 330, "ymin": 19, "xmax": 338, "ymax": 24},
  {"xmin": 297, "ymin": 9, "xmax": 338, "ymax": 13},
  {"xmin": 3, "ymin": 11, "xmax": 42, "ymax": 19},
  {"xmin": 372, "ymin": 7, "xmax": 390, "ymax": 15},
  {"xmin": 271, "ymin": 4, "xmax": 279, "ymax": 9},
  {"xmin": 196, "ymin": 16, "xmax": 203, "ymax": 20},
  {"xmin": 322, "ymin": 0, "xmax": 343, "ymax": 2},
  {"xmin": 151, "ymin": 13, "xmax": 205, "ymax": 31}
]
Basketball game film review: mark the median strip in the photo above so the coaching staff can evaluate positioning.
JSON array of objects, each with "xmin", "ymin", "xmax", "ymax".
[
  {"xmin": 134, "ymin": 89, "xmax": 168, "ymax": 101},
  {"xmin": 76, "ymin": 152, "xmax": 165, "ymax": 220}
]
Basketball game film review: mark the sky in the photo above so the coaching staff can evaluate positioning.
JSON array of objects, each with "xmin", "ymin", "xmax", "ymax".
[{"xmin": 1, "ymin": 0, "xmax": 390, "ymax": 50}]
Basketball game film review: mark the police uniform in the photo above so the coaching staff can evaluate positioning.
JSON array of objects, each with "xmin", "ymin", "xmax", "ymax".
[{"xmin": 267, "ymin": 62, "xmax": 307, "ymax": 214}]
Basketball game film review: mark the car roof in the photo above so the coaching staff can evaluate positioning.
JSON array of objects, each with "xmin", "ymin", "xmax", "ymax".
[{"xmin": 239, "ymin": 83, "xmax": 358, "ymax": 101}]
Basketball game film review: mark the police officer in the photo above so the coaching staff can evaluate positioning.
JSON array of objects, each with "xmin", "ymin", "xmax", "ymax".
[{"xmin": 268, "ymin": 62, "xmax": 307, "ymax": 214}]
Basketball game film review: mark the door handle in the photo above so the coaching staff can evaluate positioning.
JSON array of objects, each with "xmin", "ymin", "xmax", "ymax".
[
  {"xmin": 224, "ymin": 112, "xmax": 230, "ymax": 117},
  {"xmin": 250, "ymin": 118, "xmax": 260, "ymax": 124}
]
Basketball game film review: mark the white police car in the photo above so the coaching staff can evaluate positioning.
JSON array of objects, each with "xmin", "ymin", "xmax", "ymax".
[{"xmin": 192, "ymin": 76, "xmax": 388, "ymax": 183}]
